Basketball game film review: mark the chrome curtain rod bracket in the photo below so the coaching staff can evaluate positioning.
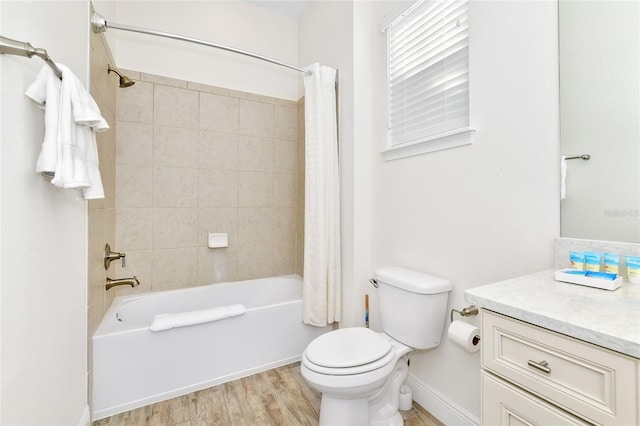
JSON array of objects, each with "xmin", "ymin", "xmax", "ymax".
[
  {"xmin": 90, "ymin": 12, "xmax": 311, "ymax": 76},
  {"xmin": 0, "ymin": 35, "xmax": 63, "ymax": 79}
]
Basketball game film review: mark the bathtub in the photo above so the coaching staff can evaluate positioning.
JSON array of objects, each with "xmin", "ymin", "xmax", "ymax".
[{"xmin": 92, "ymin": 274, "xmax": 330, "ymax": 420}]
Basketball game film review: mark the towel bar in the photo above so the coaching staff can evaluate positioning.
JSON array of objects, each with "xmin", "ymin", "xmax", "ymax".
[{"xmin": 565, "ymin": 154, "xmax": 590, "ymax": 160}]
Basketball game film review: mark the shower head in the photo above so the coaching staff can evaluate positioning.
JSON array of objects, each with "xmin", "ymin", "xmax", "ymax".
[{"xmin": 107, "ymin": 65, "xmax": 135, "ymax": 88}]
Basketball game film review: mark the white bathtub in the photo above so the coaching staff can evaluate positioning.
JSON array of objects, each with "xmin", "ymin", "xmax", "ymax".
[{"xmin": 92, "ymin": 274, "xmax": 330, "ymax": 420}]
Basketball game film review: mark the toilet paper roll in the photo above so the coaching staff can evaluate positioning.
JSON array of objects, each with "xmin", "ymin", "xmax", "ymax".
[{"xmin": 448, "ymin": 320, "xmax": 480, "ymax": 353}]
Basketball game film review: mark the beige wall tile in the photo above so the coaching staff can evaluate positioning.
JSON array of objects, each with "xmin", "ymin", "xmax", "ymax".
[
  {"xmin": 229, "ymin": 89, "xmax": 297, "ymax": 108},
  {"xmin": 274, "ymin": 241, "xmax": 296, "ymax": 276},
  {"xmin": 199, "ymin": 170, "xmax": 238, "ymax": 208},
  {"xmin": 116, "ymin": 208, "xmax": 153, "ymax": 251},
  {"xmin": 187, "ymin": 81, "xmax": 228, "ymax": 96},
  {"xmin": 197, "ymin": 247, "xmax": 238, "ymax": 285},
  {"xmin": 117, "ymin": 165, "xmax": 153, "ymax": 208},
  {"xmin": 239, "ymin": 99, "xmax": 274, "ymax": 138},
  {"xmin": 296, "ymin": 207, "xmax": 305, "ymax": 244},
  {"xmin": 198, "ymin": 208, "xmax": 238, "ymax": 247},
  {"xmin": 141, "ymin": 73, "xmax": 188, "ymax": 88},
  {"xmin": 105, "ymin": 208, "xmax": 117, "ymax": 246},
  {"xmin": 154, "ymin": 85, "xmax": 198, "ymax": 129},
  {"xmin": 274, "ymin": 172, "xmax": 296, "ymax": 208},
  {"xmin": 238, "ymin": 241, "xmax": 274, "ymax": 280},
  {"xmin": 117, "ymin": 80, "xmax": 153, "ymax": 124},
  {"xmin": 90, "ymin": 29, "xmax": 118, "ymax": 360},
  {"xmin": 153, "ymin": 208, "xmax": 198, "ymax": 249},
  {"xmin": 154, "ymin": 126, "xmax": 198, "ymax": 168},
  {"xmin": 153, "ymin": 167, "xmax": 198, "ymax": 208},
  {"xmin": 274, "ymin": 105, "xmax": 297, "ymax": 141},
  {"xmin": 274, "ymin": 139, "xmax": 297, "ymax": 173},
  {"xmin": 199, "ymin": 93, "xmax": 238, "ymax": 134},
  {"xmin": 114, "ymin": 71, "xmax": 303, "ymax": 293},
  {"xmin": 152, "ymin": 248, "xmax": 198, "ymax": 290},
  {"xmin": 116, "ymin": 121, "xmax": 153, "ymax": 166},
  {"xmin": 296, "ymin": 240, "xmax": 304, "ymax": 276},
  {"xmin": 198, "ymin": 131, "xmax": 238, "ymax": 170},
  {"xmin": 238, "ymin": 208, "xmax": 274, "ymax": 244},
  {"xmin": 274, "ymin": 208, "xmax": 296, "ymax": 242},
  {"xmin": 239, "ymin": 171, "xmax": 273, "ymax": 207},
  {"xmin": 239, "ymin": 136, "xmax": 273, "ymax": 172}
]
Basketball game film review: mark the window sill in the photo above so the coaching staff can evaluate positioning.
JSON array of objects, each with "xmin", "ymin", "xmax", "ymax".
[{"xmin": 381, "ymin": 128, "xmax": 475, "ymax": 161}]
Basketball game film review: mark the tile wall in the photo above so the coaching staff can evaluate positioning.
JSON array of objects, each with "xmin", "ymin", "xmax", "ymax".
[
  {"xmin": 87, "ymin": 29, "xmax": 118, "ymax": 403},
  {"xmin": 113, "ymin": 71, "xmax": 304, "ymax": 294}
]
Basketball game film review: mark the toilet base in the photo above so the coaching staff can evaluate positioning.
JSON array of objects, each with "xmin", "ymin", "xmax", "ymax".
[
  {"xmin": 319, "ymin": 395, "xmax": 369, "ymax": 426},
  {"xmin": 318, "ymin": 395, "xmax": 404, "ymax": 426}
]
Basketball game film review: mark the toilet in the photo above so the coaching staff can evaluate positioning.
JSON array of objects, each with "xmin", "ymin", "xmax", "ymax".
[{"xmin": 300, "ymin": 266, "xmax": 452, "ymax": 426}]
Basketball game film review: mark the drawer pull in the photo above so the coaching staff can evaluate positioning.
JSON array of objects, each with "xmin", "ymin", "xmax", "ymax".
[{"xmin": 527, "ymin": 359, "xmax": 551, "ymax": 374}]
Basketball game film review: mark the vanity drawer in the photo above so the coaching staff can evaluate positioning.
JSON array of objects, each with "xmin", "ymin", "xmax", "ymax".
[
  {"xmin": 482, "ymin": 310, "xmax": 638, "ymax": 426},
  {"xmin": 482, "ymin": 371, "xmax": 591, "ymax": 426}
]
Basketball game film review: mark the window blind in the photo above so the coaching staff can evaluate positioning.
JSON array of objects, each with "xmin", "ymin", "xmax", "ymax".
[{"xmin": 387, "ymin": 0, "xmax": 469, "ymax": 147}]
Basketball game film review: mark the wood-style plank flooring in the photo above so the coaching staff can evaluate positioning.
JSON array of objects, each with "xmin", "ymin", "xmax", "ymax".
[{"xmin": 93, "ymin": 362, "xmax": 444, "ymax": 426}]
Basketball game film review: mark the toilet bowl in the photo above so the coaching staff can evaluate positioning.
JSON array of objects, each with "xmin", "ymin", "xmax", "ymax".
[
  {"xmin": 300, "ymin": 267, "xmax": 452, "ymax": 426},
  {"xmin": 301, "ymin": 328, "xmax": 412, "ymax": 426}
]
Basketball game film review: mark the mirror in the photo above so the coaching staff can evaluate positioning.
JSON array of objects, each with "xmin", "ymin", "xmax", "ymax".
[{"xmin": 559, "ymin": 0, "xmax": 639, "ymax": 243}]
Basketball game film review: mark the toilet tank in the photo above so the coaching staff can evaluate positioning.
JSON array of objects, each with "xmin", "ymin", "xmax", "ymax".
[{"xmin": 374, "ymin": 266, "xmax": 452, "ymax": 350}]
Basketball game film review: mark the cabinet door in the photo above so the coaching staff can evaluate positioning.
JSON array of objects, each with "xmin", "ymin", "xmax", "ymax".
[{"xmin": 482, "ymin": 372, "xmax": 591, "ymax": 426}]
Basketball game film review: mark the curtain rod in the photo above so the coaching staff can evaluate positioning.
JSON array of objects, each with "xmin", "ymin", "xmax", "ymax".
[
  {"xmin": 0, "ymin": 35, "xmax": 63, "ymax": 79},
  {"xmin": 90, "ymin": 13, "xmax": 311, "ymax": 76}
]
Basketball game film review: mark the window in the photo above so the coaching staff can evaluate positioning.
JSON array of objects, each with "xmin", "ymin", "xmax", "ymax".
[{"xmin": 383, "ymin": 0, "xmax": 473, "ymax": 160}]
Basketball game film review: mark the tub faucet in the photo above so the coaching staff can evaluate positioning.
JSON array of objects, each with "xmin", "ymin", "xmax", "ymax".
[
  {"xmin": 106, "ymin": 276, "xmax": 140, "ymax": 291},
  {"xmin": 104, "ymin": 244, "xmax": 126, "ymax": 269}
]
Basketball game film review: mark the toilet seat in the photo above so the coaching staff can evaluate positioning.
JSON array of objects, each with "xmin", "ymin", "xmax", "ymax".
[{"xmin": 303, "ymin": 328, "xmax": 396, "ymax": 376}]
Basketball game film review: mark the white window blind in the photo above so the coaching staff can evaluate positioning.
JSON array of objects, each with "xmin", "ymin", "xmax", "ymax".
[{"xmin": 386, "ymin": 0, "xmax": 470, "ymax": 150}]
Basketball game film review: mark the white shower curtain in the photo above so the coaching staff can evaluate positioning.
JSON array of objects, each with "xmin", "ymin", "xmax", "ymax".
[{"xmin": 302, "ymin": 63, "xmax": 341, "ymax": 327}]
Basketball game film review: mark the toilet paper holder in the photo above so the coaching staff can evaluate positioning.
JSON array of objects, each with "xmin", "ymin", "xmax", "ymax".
[{"xmin": 450, "ymin": 305, "xmax": 478, "ymax": 323}]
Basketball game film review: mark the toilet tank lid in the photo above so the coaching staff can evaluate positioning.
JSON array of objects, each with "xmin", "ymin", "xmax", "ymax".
[{"xmin": 374, "ymin": 266, "xmax": 452, "ymax": 294}]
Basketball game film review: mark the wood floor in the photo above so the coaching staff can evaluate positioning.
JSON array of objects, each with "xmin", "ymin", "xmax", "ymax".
[{"xmin": 93, "ymin": 362, "xmax": 444, "ymax": 426}]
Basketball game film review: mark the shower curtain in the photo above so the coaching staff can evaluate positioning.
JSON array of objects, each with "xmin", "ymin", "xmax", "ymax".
[{"xmin": 302, "ymin": 63, "xmax": 341, "ymax": 327}]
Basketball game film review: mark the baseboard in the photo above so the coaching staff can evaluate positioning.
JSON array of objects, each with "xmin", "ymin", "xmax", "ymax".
[
  {"xmin": 406, "ymin": 374, "xmax": 479, "ymax": 426},
  {"xmin": 77, "ymin": 403, "xmax": 91, "ymax": 426}
]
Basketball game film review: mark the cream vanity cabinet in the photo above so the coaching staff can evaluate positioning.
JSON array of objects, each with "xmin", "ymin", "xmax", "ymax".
[{"xmin": 480, "ymin": 309, "xmax": 639, "ymax": 426}]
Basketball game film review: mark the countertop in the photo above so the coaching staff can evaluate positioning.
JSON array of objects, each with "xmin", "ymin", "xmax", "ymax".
[{"xmin": 465, "ymin": 269, "xmax": 640, "ymax": 359}]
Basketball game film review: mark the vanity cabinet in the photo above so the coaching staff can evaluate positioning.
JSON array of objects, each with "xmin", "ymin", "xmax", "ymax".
[{"xmin": 480, "ymin": 310, "xmax": 640, "ymax": 426}]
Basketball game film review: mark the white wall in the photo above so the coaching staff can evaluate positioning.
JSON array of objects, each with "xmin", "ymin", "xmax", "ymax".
[
  {"xmin": 0, "ymin": 1, "xmax": 90, "ymax": 424},
  {"xmin": 111, "ymin": 0, "xmax": 301, "ymax": 100},
  {"xmin": 369, "ymin": 0, "xmax": 560, "ymax": 420}
]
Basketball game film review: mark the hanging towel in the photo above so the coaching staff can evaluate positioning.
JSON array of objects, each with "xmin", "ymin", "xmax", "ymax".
[
  {"xmin": 560, "ymin": 155, "xmax": 567, "ymax": 200},
  {"xmin": 302, "ymin": 63, "xmax": 341, "ymax": 327},
  {"xmin": 25, "ymin": 65, "xmax": 62, "ymax": 174},
  {"xmin": 149, "ymin": 304, "xmax": 247, "ymax": 332},
  {"xmin": 25, "ymin": 64, "xmax": 108, "ymax": 199}
]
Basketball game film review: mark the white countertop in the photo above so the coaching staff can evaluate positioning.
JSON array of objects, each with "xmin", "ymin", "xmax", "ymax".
[{"xmin": 465, "ymin": 269, "xmax": 640, "ymax": 359}]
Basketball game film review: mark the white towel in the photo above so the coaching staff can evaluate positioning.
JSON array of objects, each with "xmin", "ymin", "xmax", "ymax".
[
  {"xmin": 25, "ymin": 65, "xmax": 61, "ymax": 173},
  {"xmin": 149, "ymin": 304, "xmax": 246, "ymax": 332},
  {"xmin": 25, "ymin": 64, "xmax": 108, "ymax": 199},
  {"xmin": 560, "ymin": 155, "xmax": 567, "ymax": 200}
]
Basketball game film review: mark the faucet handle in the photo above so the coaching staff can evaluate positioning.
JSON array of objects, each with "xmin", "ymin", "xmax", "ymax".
[{"xmin": 104, "ymin": 244, "xmax": 127, "ymax": 270}]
